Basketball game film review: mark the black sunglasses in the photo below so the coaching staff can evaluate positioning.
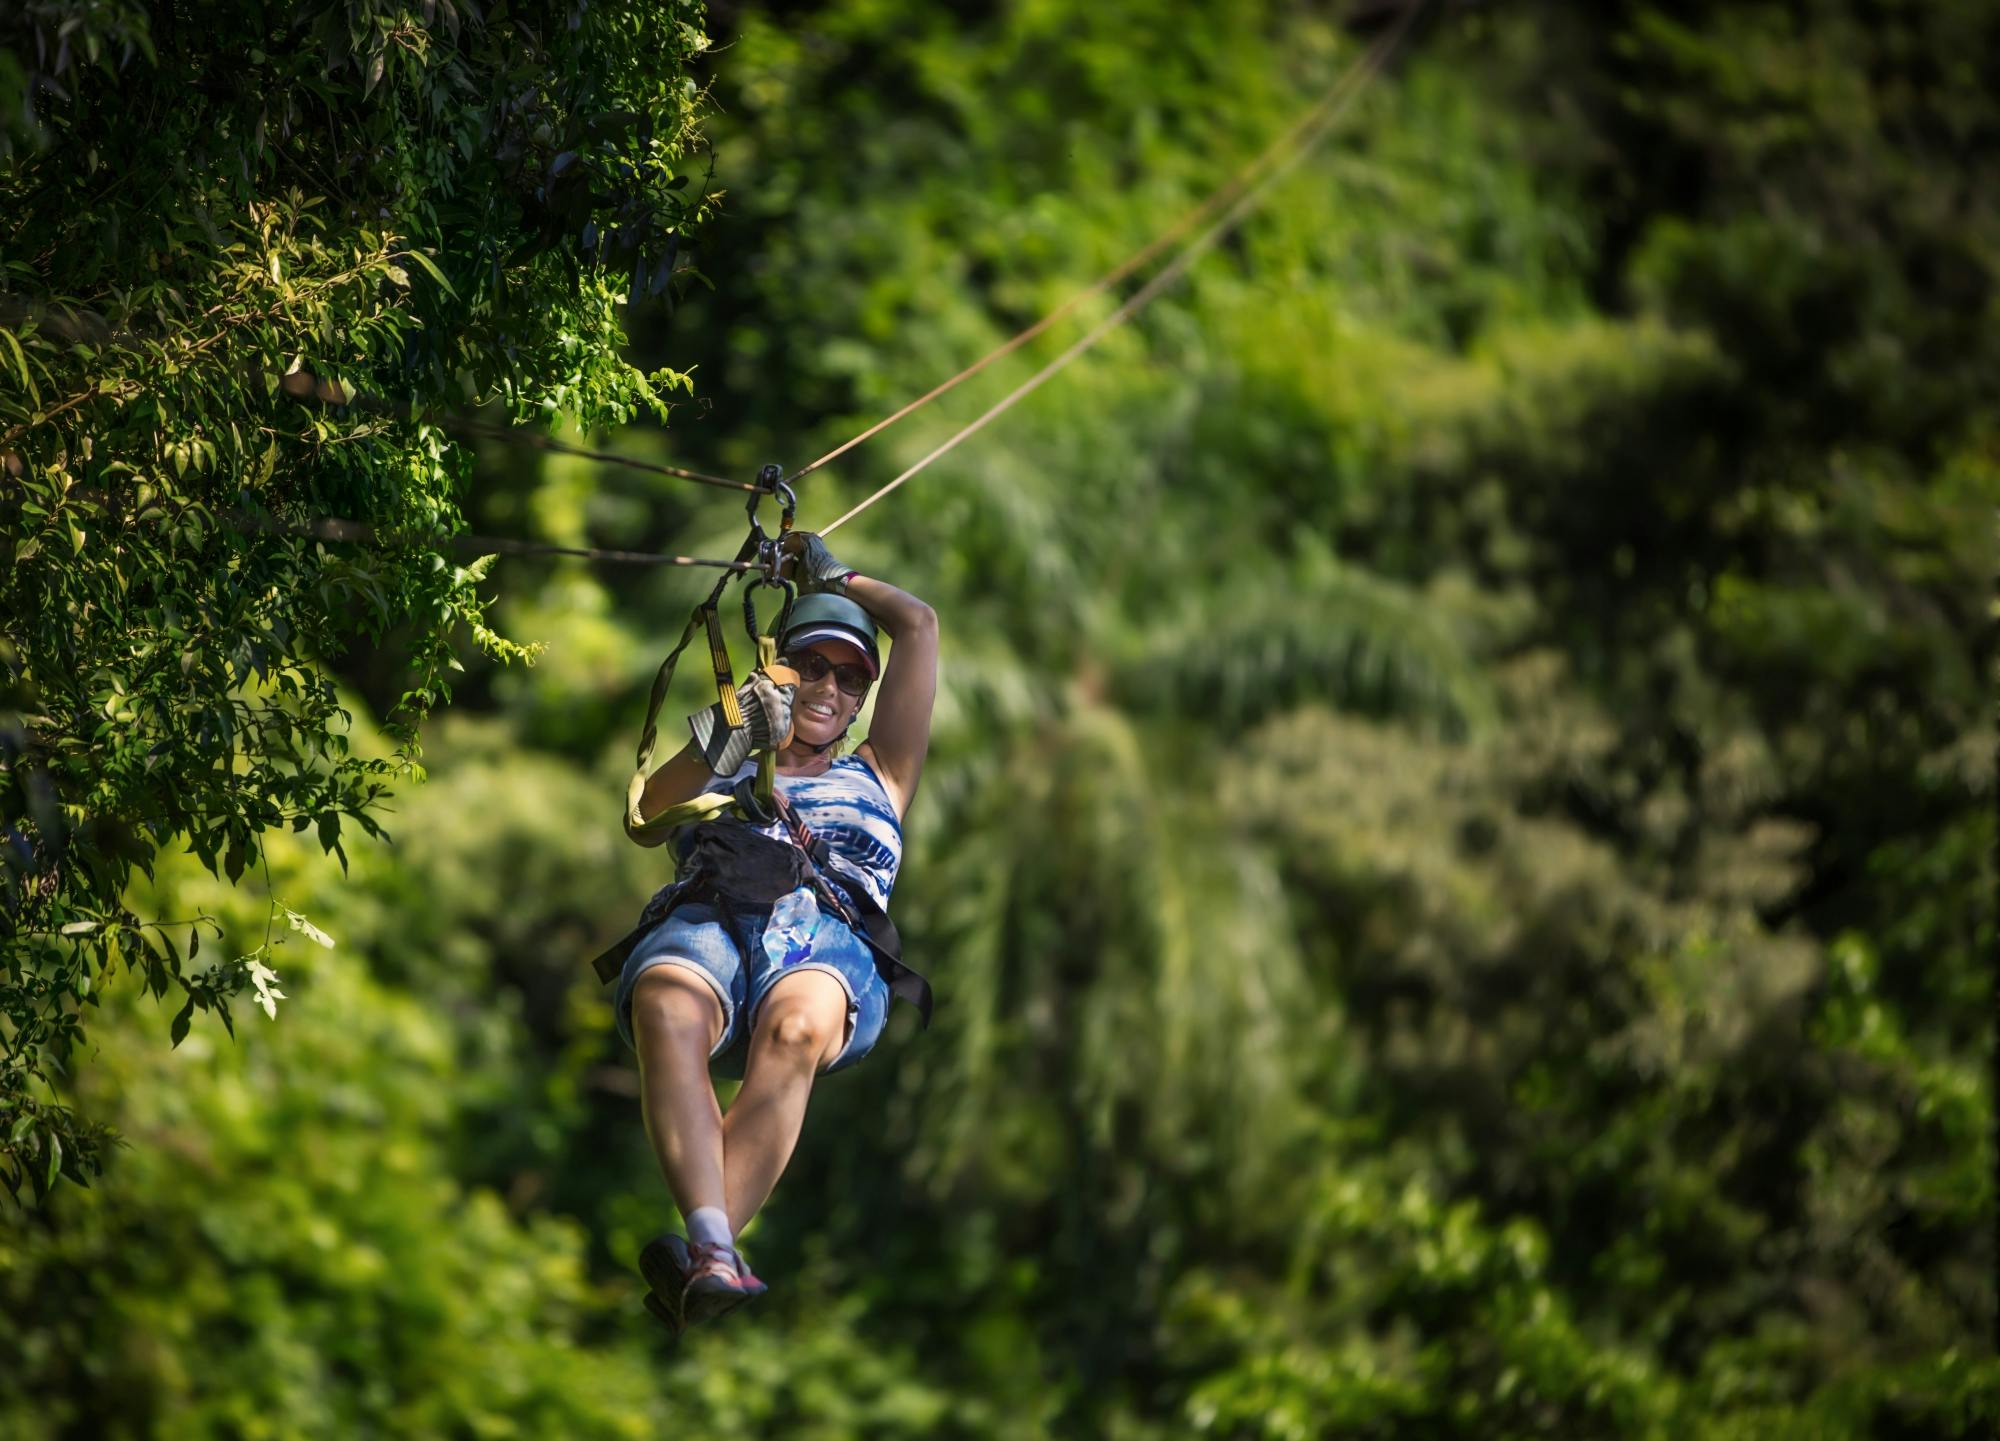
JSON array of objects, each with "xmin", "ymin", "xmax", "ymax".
[{"xmin": 784, "ymin": 650, "xmax": 872, "ymax": 697}]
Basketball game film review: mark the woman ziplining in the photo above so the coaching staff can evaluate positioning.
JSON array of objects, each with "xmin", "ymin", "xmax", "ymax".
[
  {"xmin": 597, "ymin": 523, "xmax": 938, "ymax": 1332},
  {"xmin": 564, "ymin": 2, "xmax": 1420, "ymax": 1336}
]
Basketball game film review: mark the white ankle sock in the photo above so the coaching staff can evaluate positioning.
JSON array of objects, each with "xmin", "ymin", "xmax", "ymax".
[{"xmin": 686, "ymin": 1206, "xmax": 734, "ymax": 1252}]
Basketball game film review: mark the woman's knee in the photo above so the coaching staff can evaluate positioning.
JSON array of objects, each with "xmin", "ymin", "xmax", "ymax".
[
  {"xmin": 766, "ymin": 1007, "xmax": 832, "ymax": 1057},
  {"xmin": 752, "ymin": 973, "xmax": 850, "ymax": 1069},
  {"xmin": 630, "ymin": 964, "xmax": 725, "ymax": 1054}
]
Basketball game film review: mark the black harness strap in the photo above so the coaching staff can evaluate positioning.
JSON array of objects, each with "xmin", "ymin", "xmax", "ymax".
[
  {"xmin": 589, "ymin": 802, "xmax": 933, "ymax": 1030},
  {"xmin": 598, "ymin": 477, "xmax": 932, "ymax": 1027}
]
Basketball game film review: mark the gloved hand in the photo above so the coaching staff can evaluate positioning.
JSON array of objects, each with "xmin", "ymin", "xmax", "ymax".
[
  {"xmin": 688, "ymin": 670, "xmax": 795, "ymax": 774},
  {"xmin": 781, "ymin": 530, "xmax": 854, "ymax": 596}
]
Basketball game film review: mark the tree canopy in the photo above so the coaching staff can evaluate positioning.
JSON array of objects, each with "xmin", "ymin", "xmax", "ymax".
[
  {"xmin": 2, "ymin": 0, "xmax": 710, "ymax": 1197},
  {"xmin": 3, "ymin": 1, "xmax": 1994, "ymax": 1437}
]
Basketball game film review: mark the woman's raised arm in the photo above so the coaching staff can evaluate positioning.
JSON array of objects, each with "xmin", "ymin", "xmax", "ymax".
[{"xmin": 846, "ymin": 574, "xmax": 937, "ymax": 822}]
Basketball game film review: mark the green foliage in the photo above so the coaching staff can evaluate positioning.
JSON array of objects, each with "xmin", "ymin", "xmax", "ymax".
[
  {"xmin": 4, "ymin": 0, "xmax": 1996, "ymax": 1436},
  {"xmin": 0, "ymin": 1, "xmax": 710, "ymax": 1197},
  {"xmin": 0, "ymin": 734, "xmax": 1055, "ymax": 1441},
  {"xmin": 636, "ymin": 0, "xmax": 1996, "ymax": 1431},
  {"xmin": 0, "ymin": 820, "xmax": 669, "ymax": 1439}
]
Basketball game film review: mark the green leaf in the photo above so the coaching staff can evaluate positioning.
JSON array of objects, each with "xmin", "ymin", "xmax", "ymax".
[
  {"xmin": 169, "ymin": 997, "xmax": 194, "ymax": 1048},
  {"xmin": 400, "ymin": 250, "xmax": 459, "ymax": 299},
  {"xmin": 0, "ymin": 328, "xmax": 37, "ymax": 406}
]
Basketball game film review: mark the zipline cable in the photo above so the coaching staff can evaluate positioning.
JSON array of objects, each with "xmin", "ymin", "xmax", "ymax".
[
  {"xmin": 451, "ymin": 0, "xmax": 1419, "ymax": 537},
  {"xmin": 445, "ymin": 420, "xmax": 751, "ymax": 493},
  {"xmin": 156, "ymin": 498, "xmax": 762, "ymax": 570},
  {"xmin": 782, "ymin": 22, "xmax": 1392, "ymax": 487},
  {"xmin": 15, "ymin": 481, "xmax": 764, "ymax": 568},
  {"xmin": 817, "ymin": 0, "xmax": 1424, "ymax": 538},
  {"xmin": 277, "ymin": 368, "xmax": 753, "ymax": 493},
  {"xmin": 0, "ymin": 305, "xmax": 750, "ymax": 493},
  {"xmin": 5, "ymin": 2, "xmax": 1423, "ymax": 570},
  {"xmin": 279, "ymin": 9, "xmax": 1418, "ymax": 562}
]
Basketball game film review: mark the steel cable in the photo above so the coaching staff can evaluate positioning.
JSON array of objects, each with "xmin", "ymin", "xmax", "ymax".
[
  {"xmin": 818, "ymin": 0, "xmax": 1423, "ymax": 537},
  {"xmin": 4, "ymin": 0, "xmax": 1424, "ymax": 570},
  {"xmin": 781, "ymin": 31, "xmax": 1387, "ymax": 487}
]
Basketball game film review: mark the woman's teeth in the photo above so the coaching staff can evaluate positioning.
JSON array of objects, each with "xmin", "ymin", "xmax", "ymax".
[{"xmin": 804, "ymin": 702, "xmax": 835, "ymax": 720}]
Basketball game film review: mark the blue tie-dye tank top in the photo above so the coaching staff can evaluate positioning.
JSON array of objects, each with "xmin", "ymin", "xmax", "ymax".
[{"xmin": 700, "ymin": 753, "xmax": 903, "ymax": 911}]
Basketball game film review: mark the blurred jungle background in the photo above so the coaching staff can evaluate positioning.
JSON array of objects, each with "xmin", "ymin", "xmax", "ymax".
[{"xmin": 2, "ymin": 1, "xmax": 1995, "ymax": 1437}]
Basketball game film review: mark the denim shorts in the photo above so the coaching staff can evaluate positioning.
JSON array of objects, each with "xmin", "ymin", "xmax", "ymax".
[{"xmin": 612, "ymin": 896, "xmax": 891, "ymax": 1078}]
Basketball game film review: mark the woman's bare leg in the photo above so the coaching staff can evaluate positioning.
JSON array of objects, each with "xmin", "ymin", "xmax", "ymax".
[
  {"xmin": 629, "ymin": 965, "xmax": 729, "ymax": 1218},
  {"xmin": 720, "ymin": 968, "xmax": 850, "ymax": 1235}
]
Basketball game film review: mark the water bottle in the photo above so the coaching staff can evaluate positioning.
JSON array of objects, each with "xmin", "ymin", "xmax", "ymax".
[{"xmin": 762, "ymin": 885, "xmax": 821, "ymax": 968}]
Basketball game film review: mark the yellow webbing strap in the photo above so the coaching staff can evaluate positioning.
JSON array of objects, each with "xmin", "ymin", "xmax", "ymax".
[
  {"xmin": 631, "ymin": 789, "xmax": 740, "ymax": 840},
  {"xmin": 755, "ymin": 635, "xmax": 798, "ymax": 695},
  {"xmin": 706, "ymin": 607, "xmax": 744, "ymax": 729},
  {"xmin": 624, "ymin": 602, "xmax": 721, "ymax": 847},
  {"xmin": 621, "ymin": 570, "xmax": 800, "ymax": 849},
  {"xmin": 623, "ymin": 534, "xmax": 755, "ymax": 848}
]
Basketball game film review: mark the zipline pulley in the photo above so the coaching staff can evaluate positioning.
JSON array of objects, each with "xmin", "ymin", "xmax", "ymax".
[{"xmin": 745, "ymin": 461, "xmax": 798, "ymax": 585}]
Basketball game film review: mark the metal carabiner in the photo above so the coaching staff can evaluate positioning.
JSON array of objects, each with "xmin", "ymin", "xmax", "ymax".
[
  {"xmin": 754, "ymin": 531, "xmax": 783, "ymax": 584},
  {"xmin": 742, "ymin": 570, "xmax": 796, "ymax": 647},
  {"xmin": 745, "ymin": 462, "xmax": 797, "ymax": 532},
  {"xmin": 744, "ymin": 461, "xmax": 799, "ymax": 586}
]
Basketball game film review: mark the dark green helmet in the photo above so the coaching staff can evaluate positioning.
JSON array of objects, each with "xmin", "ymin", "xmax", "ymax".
[{"xmin": 778, "ymin": 592, "xmax": 880, "ymax": 677}]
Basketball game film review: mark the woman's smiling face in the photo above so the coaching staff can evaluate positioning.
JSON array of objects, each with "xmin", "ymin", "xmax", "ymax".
[{"xmin": 787, "ymin": 638, "xmax": 869, "ymax": 746}]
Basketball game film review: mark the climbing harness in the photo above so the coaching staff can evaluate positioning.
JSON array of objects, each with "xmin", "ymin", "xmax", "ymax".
[{"xmin": 588, "ymin": 464, "xmax": 935, "ymax": 1026}]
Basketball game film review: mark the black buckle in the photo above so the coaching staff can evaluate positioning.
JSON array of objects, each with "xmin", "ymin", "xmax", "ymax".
[
  {"xmin": 730, "ymin": 774, "xmax": 778, "ymax": 826},
  {"xmin": 742, "ymin": 570, "xmax": 796, "ymax": 644}
]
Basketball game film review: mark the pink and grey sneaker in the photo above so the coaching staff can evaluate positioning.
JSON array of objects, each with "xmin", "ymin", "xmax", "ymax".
[
  {"xmin": 639, "ymin": 1234, "xmax": 692, "ymax": 1334},
  {"xmin": 681, "ymin": 1240, "xmax": 768, "ymax": 1324},
  {"xmin": 640, "ymin": 1233, "xmax": 767, "ymax": 1329},
  {"xmin": 641, "ymin": 1289, "xmax": 683, "ymax": 1336}
]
